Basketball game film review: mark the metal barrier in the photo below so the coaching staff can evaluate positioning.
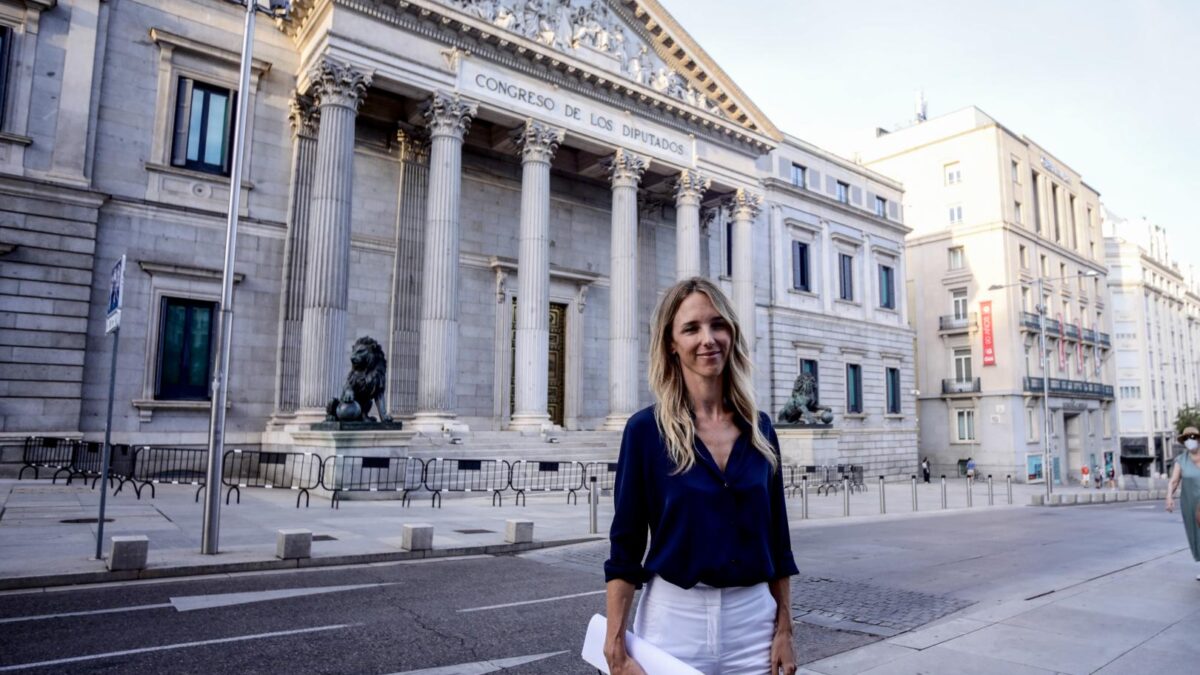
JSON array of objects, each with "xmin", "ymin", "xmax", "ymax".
[
  {"xmin": 509, "ymin": 460, "xmax": 586, "ymax": 506},
  {"xmin": 64, "ymin": 441, "xmax": 135, "ymax": 490},
  {"xmin": 422, "ymin": 458, "xmax": 511, "ymax": 508},
  {"xmin": 849, "ymin": 465, "xmax": 866, "ymax": 493},
  {"xmin": 125, "ymin": 446, "xmax": 209, "ymax": 501},
  {"xmin": 221, "ymin": 449, "xmax": 323, "ymax": 508},
  {"xmin": 321, "ymin": 455, "xmax": 425, "ymax": 508},
  {"xmin": 815, "ymin": 465, "xmax": 839, "ymax": 496},
  {"xmin": 18, "ymin": 437, "xmax": 75, "ymax": 481},
  {"xmin": 582, "ymin": 461, "xmax": 619, "ymax": 492}
]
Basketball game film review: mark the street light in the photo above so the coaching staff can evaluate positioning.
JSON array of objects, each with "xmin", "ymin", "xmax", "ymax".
[
  {"xmin": 990, "ymin": 269, "xmax": 1099, "ymax": 498},
  {"xmin": 201, "ymin": 0, "xmax": 290, "ymax": 556}
]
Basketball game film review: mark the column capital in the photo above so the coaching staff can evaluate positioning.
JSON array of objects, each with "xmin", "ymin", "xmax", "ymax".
[
  {"xmin": 673, "ymin": 169, "xmax": 710, "ymax": 206},
  {"xmin": 288, "ymin": 93, "xmax": 320, "ymax": 138},
  {"xmin": 396, "ymin": 127, "xmax": 430, "ymax": 164},
  {"xmin": 608, "ymin": 149, "xmax": 649, "ymax": 188},
  {"xmin": 728, "ymin": 188, "xmax": 763, "ymax": 220},
  {"xmin": 308, "ymin": 60, "xmax": 372, "ymax": 111},
  {"xmin": 423, "ymin": 91, "xmax": 478, "ymax": 140},
  {"xmin": 512, "ymin": 119, "xmax": 565, "ymax": 164}
]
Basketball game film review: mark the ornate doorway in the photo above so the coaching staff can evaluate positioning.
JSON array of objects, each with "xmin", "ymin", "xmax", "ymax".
[{"xmin": 509, "ymin": 300, "xmax": 567, "ymax": 427}]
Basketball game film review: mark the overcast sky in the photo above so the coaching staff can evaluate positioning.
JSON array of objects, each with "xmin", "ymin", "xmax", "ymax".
[{"xmin": 658, "ymin": 0, "xmax": 1198, "ymax": 258}]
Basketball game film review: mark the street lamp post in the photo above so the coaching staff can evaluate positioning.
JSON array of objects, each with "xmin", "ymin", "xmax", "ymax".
[{"xmin": 201, "ymin": 0, "xmax": 289, "ymax": 556}]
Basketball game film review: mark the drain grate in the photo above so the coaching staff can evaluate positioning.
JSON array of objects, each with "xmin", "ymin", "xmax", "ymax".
[
  {"xmin": 60, "ymin": 518, "xmax": 114, "ymax": 524},
  {"xmin": 312, "ymin": 534, "xmax": 338, "ymax": 542},
  {"xmin": 454, "ymin": 529, "xmax": 494, "ymax": 534}
]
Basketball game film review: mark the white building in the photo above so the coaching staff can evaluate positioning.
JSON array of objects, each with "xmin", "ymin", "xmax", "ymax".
[
  {"xmin": 1104, "ymin": 211, "xmax": 1200, "ymax": 476},
  {"xmin": 860, "ymin": 107, "xmax": 1117, "ymax": 485}
]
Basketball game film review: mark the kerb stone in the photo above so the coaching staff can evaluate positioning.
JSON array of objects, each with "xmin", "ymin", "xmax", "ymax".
[
  {"xmin": 107, "ymin": 535, "xmax": 148, "ymax": 571},
  {"xmin": 402, "ymin": 523, "xmax": 433, "ymax": 551},
  {"xmin": 505, "ymin": 519, "xmax": 534, "ymax": 544},
  {"xmin": 276, "ymin": 529, "xmax": 312, "ymax": 560}
]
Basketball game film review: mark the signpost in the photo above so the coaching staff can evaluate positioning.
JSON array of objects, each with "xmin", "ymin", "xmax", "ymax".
[{"xmin": 96, "ymin": 255, "xmax": 125, "ymax": 559}]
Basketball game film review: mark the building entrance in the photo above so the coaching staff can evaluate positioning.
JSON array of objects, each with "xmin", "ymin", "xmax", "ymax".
[
  {"xmin": 509, "ymin": 300, "xmax": 567, "ymax": 427},
  {"xmin": 1064, "ymin": 412, "xmax": 1083, "ymax": 483}
]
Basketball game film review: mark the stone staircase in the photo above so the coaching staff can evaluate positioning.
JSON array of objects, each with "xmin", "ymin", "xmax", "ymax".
[{"xmin": 401, "ymin": 430, "xmax": 622, "ymax": 464}]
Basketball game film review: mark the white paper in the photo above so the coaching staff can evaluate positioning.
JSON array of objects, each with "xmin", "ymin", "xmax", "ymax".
[{"xmin": 581, "ymin": 613, "xmax": 704, "ymax": 675}]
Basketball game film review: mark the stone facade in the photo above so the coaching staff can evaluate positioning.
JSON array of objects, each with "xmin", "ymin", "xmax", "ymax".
[{"xmin": 0, "ymin": 0, "xmax": 916, "ymax": 475}]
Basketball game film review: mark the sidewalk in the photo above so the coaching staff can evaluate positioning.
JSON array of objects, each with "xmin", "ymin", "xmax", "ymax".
[{"xmin": 0, "ymin": 476, "xmax": 1158, "ymax": 591}]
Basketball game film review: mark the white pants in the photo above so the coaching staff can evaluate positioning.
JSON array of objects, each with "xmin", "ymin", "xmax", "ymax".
[{"xmin": 633, "ymin": 576, "xmax": 776, "ymax": 675}]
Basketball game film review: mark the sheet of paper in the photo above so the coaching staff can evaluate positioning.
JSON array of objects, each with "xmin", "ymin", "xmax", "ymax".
[{"xmin": 581, "ymin": 613, "xmax": 704, "ymax": 674}]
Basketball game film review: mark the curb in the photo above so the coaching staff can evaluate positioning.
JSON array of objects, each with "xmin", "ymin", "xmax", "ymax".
[{"xmin": 0, "ymin": 536, "xmax": 604, "ymax": 592}]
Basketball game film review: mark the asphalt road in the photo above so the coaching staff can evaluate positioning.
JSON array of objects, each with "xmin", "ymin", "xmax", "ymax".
[{"xmin": 0, "ymin": 501, "xmax": 1184, "ymax": 674}]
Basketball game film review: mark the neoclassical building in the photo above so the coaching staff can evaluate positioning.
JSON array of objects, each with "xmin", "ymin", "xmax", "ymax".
[{"xmin": 0, "ymin": 0, "xmax": 915, "ymax": 474}]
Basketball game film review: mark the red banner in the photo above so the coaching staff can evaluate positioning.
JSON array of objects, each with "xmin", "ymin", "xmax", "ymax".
[
  {"xmin": 981, "ymin": 301, "xmax": 996, "ymax": 366},
  {"xmin": 1093, "ymin": 322, "xmax": 1101, "ymax": 376},
  {"xmin": 1057, "ymin": 313, "xmax": 1067, "ymax": 370},
  {"xmin": 1075, "ymin": 325, "xmax": 1084, "ymax": 374}
]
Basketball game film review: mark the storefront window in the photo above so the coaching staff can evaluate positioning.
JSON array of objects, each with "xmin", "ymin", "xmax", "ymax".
[{"xmin": 1026, "ymin": 453, "xmax": 1044, "ymax": 482}]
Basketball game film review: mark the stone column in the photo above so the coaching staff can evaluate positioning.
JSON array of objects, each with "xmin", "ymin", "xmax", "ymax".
[
  {"xmin": 385, "ymin": 129, "xmax": 430, "ymax": 418},
  {"xmin": 674, "ymin": 169, "xmax": 710, "ymax": 280},
  {"xmin": 729, "ymin": 188, "xmax": 762, "ymax": 354},
  {"xmin": 274, "ymin": 93, "xmax": 319, "ymax": 415},
  {"xmin": 412, "ymin": 92, "xmax": 477, "ymax": 431},
  {"xmin": 605, "ymin": 149, "xmax": 649, "ymax": 430},
  {"xmin": 297, "ymin": 61, "xmax": 371, "ymax": 412},
  {"xmin": 509, "ymin": 120, "xmax": 565, "ymax": 430}
]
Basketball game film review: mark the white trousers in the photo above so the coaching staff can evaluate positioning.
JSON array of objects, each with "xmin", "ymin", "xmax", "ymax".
[{"xmin": 633, "ymin": 576, "xmax": 776, "ymax": 675}]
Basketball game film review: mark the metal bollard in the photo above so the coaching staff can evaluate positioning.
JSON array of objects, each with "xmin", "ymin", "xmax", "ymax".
[
  {"xmin": 911, "ymin": 475, "xmax": 918, "ymax": 512},
  {"xmin": 801, "ymin": 476, "xmax": 809, "ymax": 520},
  {"xmin": 1006, "ymin": 475, "xmax": 1013, "ymax": 505},
  {"xmin": 879, "ymin": 476, "xmax": 886, "ymax": 514},
  {"xmin": 588, "ymin": 476, "xmax": 598, "ymax": 535},
  {"xmin": 842, "ymin": 477, "xmax": 850, "ymax": 516},
  {"xmin": 987, "ymin": 475, "xmax": 994, "ymax": 506},
  {"xmin": 940, "ymin": 475, "xmax": 947, "ymax": 509},
  {"xmin": 966, "ymin": 476, "xmax": 973, "ymax": 508}
]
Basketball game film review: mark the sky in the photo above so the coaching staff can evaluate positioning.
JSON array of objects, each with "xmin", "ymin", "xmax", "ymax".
[{"xmin": 657, "ymin": 0, "xmax": 1198, "ymax": 256}]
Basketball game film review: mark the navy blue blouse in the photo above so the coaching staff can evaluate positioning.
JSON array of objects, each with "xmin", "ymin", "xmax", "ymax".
[{"xmin": 604, "ymin": 406, "xmax": 799, "ymax": 589}]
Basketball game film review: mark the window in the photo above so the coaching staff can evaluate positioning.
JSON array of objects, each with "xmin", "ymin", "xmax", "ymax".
[
  {"xmin": 1011, "ymin": 159, "xmax": 1020, "ymax": 183},
  {"xmin": 156, "ymin": 297, "xmax": 217, "ymax": 400},
  {"xmin": 1031, "ymin": 170, "xmax": 1042, "ymax": 233},
  {"xmin": 836, "ymin": 181, "xmax": 849, "ymax": 204},
  {"xmin": 879, "ymin": 265, "xmax": 895, "ymax": 309},
  {"xmin": 1024, "ymin": 343, "xmax": 1033, "ymax": 375},
  {"xmin": 846, "ymin": 364, "xmax": 862, "ymax": 413},
  {"xmin": 952, "ymin": 289, "xmax": 968, "ymax": 320},
  {"xmin": 875, "ymin": 196, "xmax": 887, "ymax": 218},
  {"xmin": 0, "ymin": 26, "xmax": 10, "ymax": 128},
  {"xmin": 1051, "ymin": 184, "xmax": 1061, "ymax": 242},
  {"xmin": 956, "ymin": 409, "xmax": 975, "ymax": 441},
  {"xmin": 1040, "ymin": 254, "xmax": 1048, "ymax": 277},
  {"xmin": 948, "ymin": 246, "xmax": 964, "ymax": 270},
  {"xmin": 791, "ymin": 241, "xmax": 810, "ymax": 292},
  {"xmin": 172, "ymin": 78, "xmax": 237, "ymax": 175},
  {"xmin": 1019, "ymin": 244, "xmax": 1028, "ymax": 268},
  {"xmin": 1026, "ymin": 407, "xmax": 1038, "ymax": 441},
  {"xmin": 1021, "ymin": 286, "xmax": 1031, "ymax": 312},
  {"xmin": 801, "ymin": 358, "xmax": 819, "ymax": 406},
  {"xmin": 948, "ymin": 205, "xmax": 964, "ymax": 224},
  {"xmin": 791, "ymin": 163, "xmax": 807, "ymax": 188},
  {"xmin": 724, "ymin": 219, "xmax": 733, "ymax": 276},
  {"xmin": 1059, "ymin": 263, "xmax": 1067, "ymax": 280},
  {"xmin": 839, "ymin": 253, "xmax": 854, "ymax": 301},
  {"xmin": 1014, "ymin": 201, "xmax": 1022, "ymax": 225},
  {"xmin": 886, "ymin": 367, "xmax": 901, "ymax": 414},
  {"xmin": 953, "ymin": 348, "xmax": 973, "ymax": 383},
  {"xmin": 944, "ymin": 162, "xmax": 961, "ymax": 185}
]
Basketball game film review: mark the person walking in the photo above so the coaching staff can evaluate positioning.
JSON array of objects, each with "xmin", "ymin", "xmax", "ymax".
[
  {"xmin": 1165, "ymin": 426, "xmax": 1200, "ymax": 580},
  {"xmin": 604, "ymin": 277, "xmax": 799, "ymax": 675},
  {"xmin": 965, "ymin": 457, "xmax": 976, "ymax": 481},
  {"xmin": 921, "ymin": 457, "xmax": 931, "ymax": 484}
]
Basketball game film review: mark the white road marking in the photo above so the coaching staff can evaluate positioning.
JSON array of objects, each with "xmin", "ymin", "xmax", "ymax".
[
  {"xmin": 0, "ymin": 603, "xmax": 171, "ymax": 624},
  {"xmin": 0, "ymin": 623, "xmax": 358, "ymax": 672},
  {"xmin": 387, "ymin": 650, "xmax": 568, "ymax": 674},
  {"xmin": 457, "ymin": 589, "xmax": 605, "ymax": 613}
]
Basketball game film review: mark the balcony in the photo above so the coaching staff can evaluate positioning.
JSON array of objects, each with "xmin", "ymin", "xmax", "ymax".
[
  {"xmin": 1023, "ymin": 377, "xmax": 1114, "ymax": 399},
  {"xmin": 1081, "ymin": 328, "xmax": 1097, "ymax": 342},
  {"xmin": 939, "ymin": 312, "xmax": 977, "ymax": 333},
  {"xmin": 1019, "ymin": 311, "xmax": 1042, "ymax": 331},
  {"xmin": 942, "ymin": 378, "xmax": 981, "ymax": 395},
  {"xmin": 1099, "ymin": 332, "xmax": 1111, "ymax": 348},
  {"xmin": 1064, "ymin": 323, "xmax": 1080, "ymax": 340},
  {"xmin": 1045, "ymin": 317, "xmax": 1061, "ymax": 336}
]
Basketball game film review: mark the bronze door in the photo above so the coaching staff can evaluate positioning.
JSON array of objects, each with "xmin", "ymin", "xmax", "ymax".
[{"xmin": 510, "ymin": 300, "xmax": 568, "ymax": 427}]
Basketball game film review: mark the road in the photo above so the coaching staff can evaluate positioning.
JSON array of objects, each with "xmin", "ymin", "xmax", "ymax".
[{"xmin": 0, "ymin": 501, "xmax": 1184, "ymax": 674}]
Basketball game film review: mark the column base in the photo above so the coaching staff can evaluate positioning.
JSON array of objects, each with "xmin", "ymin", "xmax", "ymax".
[
  {"xmin": 508, "ymin": 412, "xmax": 553, "ymax": 431},
  {"xmin": 603, "ymin": 413, "xmax": 633, "ymax": 432},
  {"xmin": 408, "ymin": 411, "xmax": 465, "ymax": 433}
]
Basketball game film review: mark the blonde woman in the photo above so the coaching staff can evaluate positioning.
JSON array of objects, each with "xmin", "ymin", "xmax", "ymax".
[
  {"xmin": 603, "ymin": 277, "xmax": 798, "ymax": 675},
  {"xmin": 1165, "ymin": 426, "xmax": 1200, "ymax": 580}
]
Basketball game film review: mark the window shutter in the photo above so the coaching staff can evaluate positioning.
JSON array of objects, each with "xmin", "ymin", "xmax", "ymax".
[{"xmin": 171, "ymin": 77, "xmax": 194, "ymax": 166}]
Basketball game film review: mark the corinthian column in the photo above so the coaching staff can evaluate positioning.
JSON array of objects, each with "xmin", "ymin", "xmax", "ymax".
[
  {"xmin": 298, "ymin": 61, "xmax": 370, "ymax": 412},
  {"xmin": 729, "ymin": 188, "xmax": 762, "ymax": 354},
  {"xmin": 674, "ymin": 169, "xmax": 710, "ymax": 280},
  {"xmin": 412, "ymin": 92, "xmax": 477, "ymax": 431},
  {"xmin": 605, "ymin": 149, "xmax": 649, "ymax": 430},
  {"xmin": 509, "ymin": 120, "xmax": 565, "ymax": 430}
]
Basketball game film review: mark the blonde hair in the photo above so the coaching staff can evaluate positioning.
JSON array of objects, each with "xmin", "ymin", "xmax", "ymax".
[{"xmin": 648, "ymin": 277, "xmax": 777, "ymax": 474}]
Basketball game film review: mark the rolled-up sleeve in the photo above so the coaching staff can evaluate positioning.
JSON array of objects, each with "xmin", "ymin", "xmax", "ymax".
[
  {"xmin": 604, "ymin": 420, "xmax": 650, "ymax": 586},
  {"xmin": 765, "ymin": 419, "xmax": 799, "ymax": 579}
]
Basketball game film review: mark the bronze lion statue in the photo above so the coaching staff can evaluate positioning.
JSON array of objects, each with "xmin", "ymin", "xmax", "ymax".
[
  {"xmin": 325, "ymin": 336, "xmax": 391, "ymax": 422},
  {"xmin": 777, "ymin": 372, "xmax": 833, "ymax": 425}
]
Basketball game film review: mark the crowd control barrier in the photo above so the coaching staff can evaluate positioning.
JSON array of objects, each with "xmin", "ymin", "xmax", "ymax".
[
  {"xmin": 18, "ymin": 437, "xmax": 75, "ymax": 481},
  {"xmin": 582, "ymin": 461, "xmax": 619, "ymax": 492},
  {"xmin": 321, "ymin": 455, "xmax": 425, "ymax": 508},
  {"xmin": 62, "ymin": 441, "xmax": 135, "ymax": 490},
  {"xmin": 124, "ymin": 446, "xmax": 209, "ymax": 501},
  {"xmin": 221, "ymin": 449, "xmax": 323, "ymax": 508},
  {"xmin": 509, "ymin": 460, "xmax": 586, "ymax": 506},
  {"xmin": 422, "ymin": 458, "xmax": 510, "ymax": 508}
]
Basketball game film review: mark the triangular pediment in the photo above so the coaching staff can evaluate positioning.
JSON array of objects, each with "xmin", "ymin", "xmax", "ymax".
[{"xmin": 431, "ymin": 0, "xmax": 780, "ymax": 139}]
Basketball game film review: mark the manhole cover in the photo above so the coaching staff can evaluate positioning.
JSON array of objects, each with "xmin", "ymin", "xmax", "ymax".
[
  {"xmin": 313, "ymin": 534, "xmax": 338, "ymax": 542},
  {"xmin": 60, "ymin": 518, "xmax": 114, "ymax": 524},
  {"xmin": 454, "ymin": 529, "xmax": 494, "ymax": 534}
]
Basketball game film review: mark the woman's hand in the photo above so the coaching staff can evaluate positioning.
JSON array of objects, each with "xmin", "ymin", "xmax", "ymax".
[
  {"xmin": 770, "ymin": 627, "xmax": 797, "ymax": 674},
  {"xmin": 1165, "ymin": 496, "xmax": 1175, "ymax": 513},
  {"xmin": 603, "ymin": 640, "xmax": 646, "ymax": 675}
]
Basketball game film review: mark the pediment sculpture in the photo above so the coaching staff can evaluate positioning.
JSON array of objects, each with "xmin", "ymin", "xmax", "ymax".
[{"xmin": 439, "ymin": 0, "xmax": 727, "ymax": 117}]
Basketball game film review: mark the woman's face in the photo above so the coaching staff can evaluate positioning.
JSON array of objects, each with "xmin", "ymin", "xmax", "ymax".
[{"xmin": 670, "ymin": 291, "xmax": 733, "ymax": 382}]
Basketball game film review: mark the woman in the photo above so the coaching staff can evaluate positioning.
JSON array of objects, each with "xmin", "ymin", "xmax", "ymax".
[
  {"xmin": 1165, "ymin": 426, "xmax": 1200, "ymax": 580},
  {"xmin": 603, "ymin": 277, "xmax": 798, "ymax": 675},
  {"xmin": 921, "ymin": 457, "xmax": 931, "ymax": 484}
]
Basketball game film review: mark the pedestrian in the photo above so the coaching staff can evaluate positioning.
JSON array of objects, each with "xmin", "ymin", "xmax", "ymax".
[
  {"xmin": 1093, "ymin": 464, "xmax": 1103, "ymax": 489},
  {"xmin": 604, "ymin": 277, "xmax": 799, "ymax": 675},
  {"xmin": 1106, "ymin": 465, "xmax": 1116, "ymax": 489},
  {"xmin": 921, "ymin": 457, "xmax": 931, "ymax": 484},
  {"xmin": 965, "ymin": 457, "xmax": 976, "ymax": 481},
  {"xmin": 1165, "ymin": 426, "xmax": 1200, "ymax": 581},
  {"xmin": 1081, "ymin": 465, "xmax": 1090, "ymax": 489}
]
